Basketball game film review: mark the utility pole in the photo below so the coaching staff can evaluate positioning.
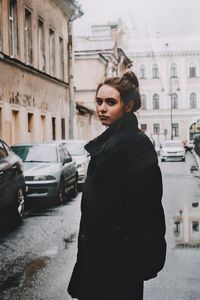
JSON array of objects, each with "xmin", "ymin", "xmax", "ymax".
[{"xmin": 67, "ymin": 6, "xmax": 83, "ymax": 139}]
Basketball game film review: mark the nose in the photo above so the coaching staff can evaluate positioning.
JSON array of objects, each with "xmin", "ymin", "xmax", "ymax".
[{"xmin": 99, "ymin": 101, "xmax": 107, "ymax": 113}]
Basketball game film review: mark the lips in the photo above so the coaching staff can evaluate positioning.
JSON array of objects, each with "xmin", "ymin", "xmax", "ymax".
[{"xmin": 99, "ymin": 116, "xmax": 109, "ymax": 120}]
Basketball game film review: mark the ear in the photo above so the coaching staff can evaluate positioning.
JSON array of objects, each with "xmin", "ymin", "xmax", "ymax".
[{"xmin": 124, "ymin": 101, "xmax": 134, "ymax": 112}]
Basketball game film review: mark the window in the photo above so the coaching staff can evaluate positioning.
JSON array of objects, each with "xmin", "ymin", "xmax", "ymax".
[
  {"xmin": 190, "ymin": 93, "xmax": 197, "ymax": 108},
  {"xmin": 174, "ymin": 222, "xmax": 180, "ymax": 237},
  {"xmin": 61, "ymin": 118, "xmax": 65, "ymax": 139},
  {"xmin": 153, "ymin": 123, "xmax": 160, "ymax": 135},
  {"xmin": 153, "ymin": 94, "xmax": 160, "ymax": 109},
  {"xmin": 28, "ymin": 112, "xmax": 34, "ymax": 142},
  {"xmin": 152, "ymin": 64, "xmax": 159, "ymax": 78},
  {"xmin": 59, "ymin": 36, "xmax": 64, "ymax": 80},
  {"xmin": 49, "ymin": 28, "xmax": 55, "ymax": 76},
  {"xmin": 172, "ymin": 123, "xmax": 179, "ymax": 137},
  {"xmin": 139, "ymin": 64, "xmax": 146, "ymax": 79},
  {"xmin": 24, "ymin": 8, "xmax": 32, "ymax": 64},
  {"xmin": 192, "ymin": 222, "xmax": 199, "ymax": 235},
  {"xmin": 189, "ymin": 63, "xmax": 196, "ymax": 78},
  {"xmin": 170, "ymin": 63, "xmax": 177, "ymax": 78},
  {"xmin": 38, "ymin": 18, "xmax": 45, "ymax": 71},
  {"xmin": 12, "ymin": 110, "xmax": 20, "ymax": 144},
  {"xmin": 0, "ymin": 0, "xmax": 2, "ymax": 51},
  {"xmin": 141, "ymin": 124, "xmax": 147, "ymax": 132},
  {"xmin": 171, "ymin": 93, "xmax": 178, "ymax": 109},
  {"xmin": 141, "ymin": 94, "xmax": 147, "ymax": 110},
  {"xmin": 9, "ymin": 0, "xmax": 18, "ymax": 57},
  {"xmin": 52, "ymin": 117, "xmax": 56, "ymax": 140}
]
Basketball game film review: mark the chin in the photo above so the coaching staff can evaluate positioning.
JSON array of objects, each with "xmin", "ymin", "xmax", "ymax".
[{"xmin": 100, "ymin": 120, "xmax": 111, "ymax": 126}]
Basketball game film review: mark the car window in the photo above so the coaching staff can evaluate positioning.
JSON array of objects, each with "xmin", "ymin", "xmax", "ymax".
[
  {"xmin": 63, "ymin": 144, "xmax": 73, "ymax": 159},
  {"xmin": 163, "ymin": 142, "xmax": 182, "ymax": 148},
  {"xmin": 12, "ymin": 145, "xmax": 58, "ymax": 162},
  {"xmin": 65, "ymin": 143, "xmax": 85, "ymax": 156},
  {"xmin": 58, "ymin": 145, "xmax": 66, "ymax": 162},
  {"xmin": 0, "ymin": 140, "xmax": 8, "ymax": 159}
]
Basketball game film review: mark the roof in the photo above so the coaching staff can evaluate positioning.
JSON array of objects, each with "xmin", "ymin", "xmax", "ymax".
[
  {"xmin": 75, "ymin": 38, "xmax": 116, "ymax": 52},
  {"xmin": 126, "ymin": 36, "xmax": 200, "ymax": 55}
]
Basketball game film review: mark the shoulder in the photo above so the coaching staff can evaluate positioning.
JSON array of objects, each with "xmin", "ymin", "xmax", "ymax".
[{"xmin": 111, "ymin": 130, "xmax": 155, "ymax": 155}]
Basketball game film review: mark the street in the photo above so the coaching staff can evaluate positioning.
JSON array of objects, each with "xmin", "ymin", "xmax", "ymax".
[{"xmin": 0, "ymin": 152, "xmax": 200, "ymax": 300}]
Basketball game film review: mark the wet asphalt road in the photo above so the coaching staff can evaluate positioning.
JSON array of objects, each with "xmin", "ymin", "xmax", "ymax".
[{"xmin": 0, "ymin": 152, "xmax": 200, "ymax": 300}]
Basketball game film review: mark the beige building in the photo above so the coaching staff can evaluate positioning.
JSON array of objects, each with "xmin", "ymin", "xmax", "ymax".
[
  {"xmin": 128, "ymin": 36, "xmax": 200, "ymax": 144},
  {"xmin": 74, "ymin": 22, "xmax": 132, "ymax": 140},
  {"xmin": 0, "ymin": 0, "xmax": 81, "ymax": 146}
]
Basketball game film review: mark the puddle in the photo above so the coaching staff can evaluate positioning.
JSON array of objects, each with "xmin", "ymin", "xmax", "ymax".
[
  {"xmin": 24, "ymin": 257, "xmax": 48, "ymax": 283},
  {"xmin": 0, "ymin": 257, "xmax": 48, "ymax": 292}
]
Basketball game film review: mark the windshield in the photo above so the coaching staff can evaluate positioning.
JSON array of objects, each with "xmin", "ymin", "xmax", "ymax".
[
  {"xmin": 163, "ymin": 142, "xmax": 182, "ymax": 148},
  {"xmin": 11, "ymin": 145, "xmax": 58, "ymax": 162},
  {"xmin": 66, "ymin": 143, "xmax": 85, "ymax": 156}
]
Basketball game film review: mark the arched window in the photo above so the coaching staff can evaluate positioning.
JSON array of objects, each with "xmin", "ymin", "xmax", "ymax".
[
  {"xmin": 171, "ymin": 93, "xmax": 178, "ymax": 109},
  {"xmin": 141, "ymin": 94, "xmax": 147, "ymax": 110},
  {"xmin": 139, "ymin": 64, "xmax": 146, "ymax": 79},
  {"xmin": 190, "ymin": 93, "xmax": 197, "ymax": 108},
  {"xmin": 153, "ymin": 94, "xmax": 160, "ymax": 109},
  {"xmin": 189, "ymin": 63, "xmax": 196, "ymax": 78},
  {"xmin": 152, "ymin": 64, "xmax": 159, "ymax": 78},
  {"xmin": 170, "ymin": 63, "xmax": 177, "ymax": 78}
]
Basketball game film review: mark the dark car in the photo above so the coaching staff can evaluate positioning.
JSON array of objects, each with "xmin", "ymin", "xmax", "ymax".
[
  {"xmin": 0, "ymin": 139, "xmax": 26, "ymax": 221},
  {"xmin": 11, "ymin": 142, "xmax": 78, "ymax": 206}
]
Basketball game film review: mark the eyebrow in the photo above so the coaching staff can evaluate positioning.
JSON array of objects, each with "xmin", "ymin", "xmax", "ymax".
[{"xmin": 96, "ymin": 97, "xmax": 118, "ymax": 101}]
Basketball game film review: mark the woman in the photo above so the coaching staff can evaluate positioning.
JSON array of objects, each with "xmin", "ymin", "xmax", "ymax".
[{"xmin": 68, "ymin": 71, "xmax": 166, "ymax": 300}]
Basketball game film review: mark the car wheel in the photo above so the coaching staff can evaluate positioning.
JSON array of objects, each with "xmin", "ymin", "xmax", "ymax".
[
  {"xmin": 182, "ymin": 157, "xmax": 185, "ymax": 162},
  {"xmin": 161, "ymin": 158, "xmax": 164, "ymax": 162},
  {"xmin": 57, "ymin": 180, "xmax": 65, "ymax": 204}
]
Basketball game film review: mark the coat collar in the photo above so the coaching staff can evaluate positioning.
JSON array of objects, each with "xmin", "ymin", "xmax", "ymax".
[{"xmin": 85, "ymin": 112, "xmax": 139, "ymax": 157}]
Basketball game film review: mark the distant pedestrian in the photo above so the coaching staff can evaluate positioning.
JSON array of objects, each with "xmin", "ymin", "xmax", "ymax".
[{"xmin": 68, "ymin": 71, "xmax": 166, "ymax": 300}]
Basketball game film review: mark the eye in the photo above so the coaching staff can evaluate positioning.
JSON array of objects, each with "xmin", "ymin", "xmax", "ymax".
[
  {"xmin": 106, "ymin": 98, "xmax": 117, "ymax": 106},
  {"xmin": 96, "ymin": 98, "xmax": 103, "ymax": 106}
]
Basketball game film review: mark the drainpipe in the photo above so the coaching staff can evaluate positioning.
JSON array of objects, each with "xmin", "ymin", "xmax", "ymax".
[{"xmin": 68, "ymin": 7, "xmax": 83, "ymax": 139}]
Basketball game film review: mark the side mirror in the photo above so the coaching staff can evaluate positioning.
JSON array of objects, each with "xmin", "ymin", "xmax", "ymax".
[{"xmin": 63, "ymin": 157, "xmax": 72, "ymax": 164}]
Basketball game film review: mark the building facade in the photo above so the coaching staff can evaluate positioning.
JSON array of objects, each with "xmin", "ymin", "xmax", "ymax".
[
  {"xmin": 128, "ymin": 37, "xmax": 200, "ymax": 144},
  {"xmin": 74, "ymin": 22, "xmax": 132, "ymax": 140},
  {"xmin": 0, "ymin": 0, "xmax": 81, "ymax": 145}
]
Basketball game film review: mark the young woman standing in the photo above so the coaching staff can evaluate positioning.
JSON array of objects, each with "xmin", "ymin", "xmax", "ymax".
[{"xmin": 68, "ymin": 71, "xmax": 166, "ymax": 300}]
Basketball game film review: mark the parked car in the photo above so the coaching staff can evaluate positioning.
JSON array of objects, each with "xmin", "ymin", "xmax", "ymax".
[
  {"xmin": 161, "ymin": 140, "xmax": 185, "ymax": 162},
  {"xmin": 62, "ymin": 140, "xmax": 90, "ymax": 185},
  {"xmin": 0, "ymin": 139, "xmax": 25, "ymax": 221},
  {"xmin": 11, "ymin": 142, "xmax": 78, "ymax": 205}
]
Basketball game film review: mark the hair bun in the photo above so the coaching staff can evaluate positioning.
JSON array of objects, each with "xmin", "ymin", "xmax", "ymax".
[{"xmin": 122, "ymin": 71, "xmax": 139, "ymax": 88}]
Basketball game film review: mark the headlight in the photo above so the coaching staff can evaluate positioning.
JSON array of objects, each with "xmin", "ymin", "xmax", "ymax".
[{"xmin": 33, "ymin": 175, "xmax": 56, "ymax": 181}]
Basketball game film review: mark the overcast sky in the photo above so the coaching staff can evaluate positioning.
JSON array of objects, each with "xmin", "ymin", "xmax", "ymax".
[{"xmin": 74, "ymin": 0, "xmax": 200, "ymax": 39}]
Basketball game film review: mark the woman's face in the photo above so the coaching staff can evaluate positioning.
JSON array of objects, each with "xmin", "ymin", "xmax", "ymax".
[{"xmin": 96, "ymin": 84, "xmax": 126, "ymax": 126}]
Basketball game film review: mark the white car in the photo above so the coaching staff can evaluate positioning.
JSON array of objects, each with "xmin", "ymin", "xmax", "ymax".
[
  {"xmin": 62, "ymin": 140, "xmax": 90, "ymax": 185},
  {"xmin": 161, "ymin": 140, "xmax": 185, "ymax": 162}
]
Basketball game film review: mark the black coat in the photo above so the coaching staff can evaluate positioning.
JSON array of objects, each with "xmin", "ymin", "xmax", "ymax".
[{"xmin": 68, "ymin": 113, "xmax": 166, "ymax": 299}]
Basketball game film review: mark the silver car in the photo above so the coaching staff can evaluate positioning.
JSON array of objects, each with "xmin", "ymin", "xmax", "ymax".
[
  {"xmin": 11, "ymin": 142, "xmax": 78, "ymax": 205},
  {"xmin": 62, "ymin": 140, "xmax": 90, "ymax": 185},
  {"xmin": 161, "ymin": 140, "xmax": 185, "ymax": 162}
]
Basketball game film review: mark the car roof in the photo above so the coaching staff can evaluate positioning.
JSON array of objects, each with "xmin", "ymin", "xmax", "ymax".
[{"xmin": 11, "ymin": 141, "xmax": 63, "ymax": 147}]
